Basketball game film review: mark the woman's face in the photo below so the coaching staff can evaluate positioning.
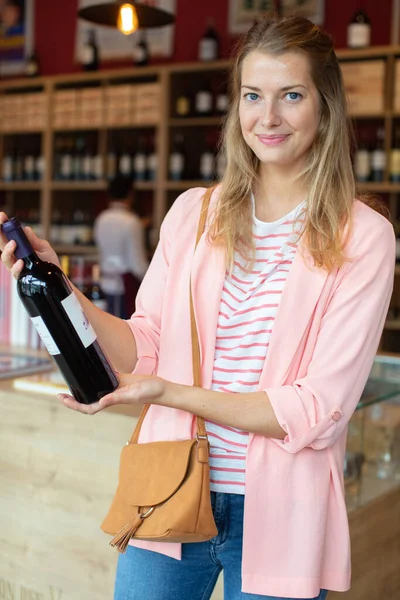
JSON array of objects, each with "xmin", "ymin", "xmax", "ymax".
[{"xmin": 239, "ymin": 50, "xmax": 321, "ymax": 173}]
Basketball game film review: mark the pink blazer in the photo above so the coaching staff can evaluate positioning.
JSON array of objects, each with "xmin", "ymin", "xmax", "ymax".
[{"xmin": 126, "ymin": 186, "xmax": 395, "ymax": 598}]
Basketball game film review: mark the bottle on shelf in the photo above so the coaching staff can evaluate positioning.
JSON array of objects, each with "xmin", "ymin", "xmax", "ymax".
[
  {"xmin": 390, "ymin": 127, "xmax": 400, "ymax": 183},
  {"xmin": 347, "ymin": 5, "xmax": 371, "ymax": 49},
  {"xmin": 146, "ymin": 134, "xmax": 158, "ymax": 181},
  {"xmin": 354, "ymin": 131, "xmax": 371, "ymax": 183},
  {"xmin": 81, "ymin": 29, "xmax": 99, "ymax": 71},
  {"xmin": 91, "ymin": 150, "xmax": 103, "ymax": 181},
  {"xmin": 215, "ymin": 82, "xmax": 229, "ymax": 116},
  {"xmin": 2, "ymin": 149, "xmax": 14, "ymax": 182},
  {"xmin": 60, "ymin": 137, "xmax": 74, "ymax": 181},
  {"xmin": 132, "ymin": 136, "xmax": 147, "ymax": 182},
  {"xmin": 370, "ymin": 127, "xmax": 386, "ymax": 183},
  {"xmin": 199, "ymin": 133, "xmax": 216, "ymax": 182},
  {"xmin": 133, "ymin": 30, "xmax": 149, "ymax": 67},
  {"xmin": 23, "ymin": 152, "xmax": 36, "ymax": 181},
  {"xmin": 195, "ymin": 83, "xmax": 213, "ymax": 117},
  {"xmin": 118, "ymin": 147, "xmax": 132, "ymax": 178},
  {"xmin": 25, "ymin": 51, "xmax": 40, "ymax": 78},
  {"xmin": 198, "ymin": 18, "xmax": 220, "ymax": 62},
  {"xmin": 73, "ymin": 136, "xmax": 85, "ymax": 181},
  {"xmin": 82, "ymin": 140, "xmax": 93, "ymax": 181},
  {"xmin": 86, "ymin": 264, "xmax": 107, "ymax": 311},
  {"xmin": 35, "ymin": 153, "xmax": 45, "ymax": 181},
  {"xmin": 1, "ymin": 217, "xmax": 118, "ymax": 404},
  {"xmin": 175, "ymin": 90, "xmax": 191, "ymax": 118},
  {"xmin": 14, "ymin": 150, "xmax": 24, "ymax": 181},
  {"xmin": 53, "ymin": 137, "xmax": 64, "ymax": 180},
  {"xmin": 169, "ymin": 133, "xmax": 185, "ymax": 181},
  {"xmin": 107, "ymin": 145, "xmax": 117, "ymax": 181}
]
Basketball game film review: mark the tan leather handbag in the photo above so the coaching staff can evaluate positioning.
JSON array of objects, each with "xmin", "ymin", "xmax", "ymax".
[{"xmin": 101, "ymin": 187, "xmax": 218, "ymax": 553}]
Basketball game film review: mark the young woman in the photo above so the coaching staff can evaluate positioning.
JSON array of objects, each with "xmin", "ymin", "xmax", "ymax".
[{"xmin": 1, "ymin": 14, "xmax": 395, "ymax": 600}]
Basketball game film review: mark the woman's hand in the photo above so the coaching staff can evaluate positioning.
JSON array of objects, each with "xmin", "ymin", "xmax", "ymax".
[
  {"xmin": 58, "ymin": 373, "xmax": 170, "ymax": 415},
  {"xmin": 0, "ymin": 211, "xmax": 60, "ymax": 279}
]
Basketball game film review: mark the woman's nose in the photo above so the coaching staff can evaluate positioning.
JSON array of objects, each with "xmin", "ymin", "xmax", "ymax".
[{"xmin": 260, "ymin": 102, "xmax": 281, "ymax": 128}]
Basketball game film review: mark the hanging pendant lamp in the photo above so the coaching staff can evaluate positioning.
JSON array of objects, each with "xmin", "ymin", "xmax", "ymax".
[{"xmin": 78, "ymin": 1, "xmax": 175, "ymax": 35}]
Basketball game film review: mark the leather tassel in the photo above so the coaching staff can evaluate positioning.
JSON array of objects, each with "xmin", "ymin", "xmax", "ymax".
[{"xmin": 110, "ymin": 515, "xmax": 144, "ymax": 553}]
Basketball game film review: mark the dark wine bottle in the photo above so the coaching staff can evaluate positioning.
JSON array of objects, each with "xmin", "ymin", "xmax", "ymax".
[{"xmin": 1, "ymin": 218, "xmax": 118, "ymax": 404}]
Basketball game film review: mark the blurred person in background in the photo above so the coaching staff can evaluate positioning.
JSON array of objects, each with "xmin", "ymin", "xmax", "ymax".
[{"xmin": 93, "ymin": 176, "xmax": 149, "ymax": 318}]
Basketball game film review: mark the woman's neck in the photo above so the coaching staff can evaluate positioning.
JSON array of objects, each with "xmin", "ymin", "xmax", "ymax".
[{"xmin": 254, "ymin": 166, "xmax": 307, "ymax": 222}]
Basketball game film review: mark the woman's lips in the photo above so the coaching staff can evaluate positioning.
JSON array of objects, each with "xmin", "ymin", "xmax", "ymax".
[{"xmin": 257, "ymin": 134, "xmax": 290, "ymax": 146}]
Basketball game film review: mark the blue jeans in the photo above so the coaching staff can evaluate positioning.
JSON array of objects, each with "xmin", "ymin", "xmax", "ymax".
[{"xmin": 114, "ymin": 492, "xmax": 328, "ymax": 600}]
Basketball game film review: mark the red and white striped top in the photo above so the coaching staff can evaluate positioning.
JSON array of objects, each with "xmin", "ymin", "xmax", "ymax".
[{"xmin": 206, "ymin": 199, "xmax": 305, "ymax": 494}]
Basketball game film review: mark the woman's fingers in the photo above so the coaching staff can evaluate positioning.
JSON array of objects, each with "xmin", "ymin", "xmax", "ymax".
[
  {"xmin": 0, "ymin": 240, "xmax": 25, "ymax": 279},
  {"xmin": 0, "ymin": 211, "xmax": 11, "ymax": 250}
]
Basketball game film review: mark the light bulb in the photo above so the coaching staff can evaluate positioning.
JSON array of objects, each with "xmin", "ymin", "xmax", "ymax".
[{"xmin": 117, "ymin": 3, "xmax": 139, "ymax": 35}]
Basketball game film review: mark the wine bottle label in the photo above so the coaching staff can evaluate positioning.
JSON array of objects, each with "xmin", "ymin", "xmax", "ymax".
[
  {"xmin": 347, "ymin": 23, "xmax": 371, "ymax": 48},
  {"xmin": 61, "ymin": 155, "xmax": 73, "ymax": 178},
  {"xmin": 2, "ymin": 158, "xmax": 13, "ymax": 181},
  {"xmin": 199, "ymin": 39, "xmax": 218, "ymax": 61},
  {"xmin": 35, "ymin": 156, "xmax": 45, "ymax": 178},
  {"xmin": 216, "ymin": 93, "xmax": 229, "ymax": 113},
  {"xmin": 133, "ymin": 154, "xmax": 146, "ymax": 174},
  {"xmin": 82, "ymin": 156, "xmax": 92, "ymax": 178},
  {"xmin": 176, "ymin": 96, "xmax": 190, "ymax": 116},
  {"xmin": 24, "ymin": 155, "xmax": 35, "ymax": 175},
  {"xmin": 119, "ymin": 155, "xmax": 131, "ymax": 175},
  {"xmin": 390, "ymin": 150, "xmax": 400, "ymax": 176},
  {"xmin": 355, "ymin": 149, "xmax": 371, "ymax": 180},
  {"xmin": 61, "ymin": 292, "xmax": 97, "ymax": 348},
  {"xmin": 147, "ymin": 153, "xmax": 158, "ymax": 172},
  {"xmin": 92, "ymin": 155, "xmax": 103, "ymax": 179},
  {"xmin": 371, "ymin": 150, "xmax": 386, "ymax": 171},
  {"xmin": 169, "ymin": 153, "xmax": 184, "ymax": 174},
  {"xmin": 30, "ymin": 316, "xmax": 60, "ymax": 355},
  {"xmin": 196, "ymin": 91, "xmax": 212, "ymax": 114},
  {"xmin": 200, "ymin": 152, "xmax": 214, "ymax": 178},
  {"xmin": 81, "ymin": 45, "xmax": 95, "ymax": 65}
]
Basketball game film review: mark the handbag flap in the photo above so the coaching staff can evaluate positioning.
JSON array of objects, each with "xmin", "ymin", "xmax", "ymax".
[{"xmin": 118, "ymin": 439, "xmax": 197, "ymax": 507}]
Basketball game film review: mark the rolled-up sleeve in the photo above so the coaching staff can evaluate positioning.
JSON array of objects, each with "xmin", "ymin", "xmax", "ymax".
[{"xmin": 265, "ymin": 219, "xmax": 395, "ymax": 453}]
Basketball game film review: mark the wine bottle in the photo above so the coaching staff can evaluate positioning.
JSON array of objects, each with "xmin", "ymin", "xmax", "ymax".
[
  {"xmin": 354, "ymin": 132, "xmax": 371, "ymax": 183},
  {"xmin": 169, "ymin": 133, "xmax": 185, "ymax": 181},
  {"xmin": 175, "ymin": 90, "xmax": 191, "ymax": 118},
  {"xmin": 86, "ymin": 264, "xmax": 107, "ymax": 311},
  {"xmin": 81, "ymin": 29, "xmax": 99, "ymax": 71},
  {"xmin": 1, "ymin": 218, "xmax": 118, "ymax": 404},
  {"xmin": 347, "ymin": 6, "xmax": 371, "ymax": 49},
  {"xmin": 132, "ymin": 136, "xmax": 147, "ymax": 182},
  {"xmin": 195, "ymin": 84, "xmax": 213, "ymax": 116},
  {"xmin": 371, "ymin": 127, "xmax": 386, "ymax": 182},
  {"xmin": 133, "ymin": 30, "xmax": 149, "ymax": 67},
  {"xmin": 198, "ymin": 18, "xmax": 220, "ymax": 62},
  {"xmin": 390, "ymin": 127, "xmax": 400, "ymax": 183}
]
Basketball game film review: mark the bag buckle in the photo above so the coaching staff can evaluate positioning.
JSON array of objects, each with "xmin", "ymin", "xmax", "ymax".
[
  {"xmin": 140, "ymin": 506, "xmax": 155, "ymax": 519},
  {"xmin": 196, "ymin": 433, "xmax": 207, "ymax": 441}
]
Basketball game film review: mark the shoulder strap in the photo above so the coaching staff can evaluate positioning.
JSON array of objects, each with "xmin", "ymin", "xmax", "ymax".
[{"xmin": 130, "ymin": 187, "xmax": 215, "ymax": 444}]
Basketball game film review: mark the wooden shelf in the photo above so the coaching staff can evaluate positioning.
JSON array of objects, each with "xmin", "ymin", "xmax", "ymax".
[
  {"xmin": 50, "ymin": 181, "xmax": 107, "ymax": 191},
  {"xmin": 0, "ymin": 129, "xmax": 45, "ymax": 136},
  {"xmin": 385, "ymin": 320, "xmax": 400, "ymax": 331},
  {"xmin": 0, "ymin": 181, "xmax": 42, "ymax": 191},
  {"xmin": 169, "ymin": 117, "xmax": 222, "ymax": 127},
  {"xmin": 358, "ymin": 183, "xmax": 400, "ymax": 193},
  {"xmin": 54, "ymin": 245, "xmax": 98, "ymax": 255},
  {"xmin": 134, "ymin": 181, "xmax": 156, "ymax": 190}
]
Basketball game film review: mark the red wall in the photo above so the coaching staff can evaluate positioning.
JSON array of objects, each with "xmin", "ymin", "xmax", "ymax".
[{"xmin": 33, "ymin": 0, "xmax": 392, "ymax": 76}]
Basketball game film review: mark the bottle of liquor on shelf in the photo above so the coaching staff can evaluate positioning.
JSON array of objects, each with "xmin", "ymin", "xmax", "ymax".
[
  {"xmin": 91, "ymin": 150, "xmax": 103, "ymax": 180},
  {"xmin": 2, "ymin": 149, "xmax": 14, "ymax": 182},
  {"xmin": 119, "ymin": 148, "xmax": 132, "ymax": 178},
  {"xmin": 53, "ymin": 137, "xmax": 64, "ymax": 180},
  {"xmin": 14, "ymin": 150, "xmax": 24, "ymax": 181},
  {"xmin": 391, "ymin": 127, "xmax": 400, "ymax": 182},
  {"xmin": 107, "ymin": 145, "xmax": 117, "ymax": 181},
  {"xmin": 199, "ymin": 134, "xmax": 215, "ymax": 182},
  {"xmin": 60, "ymin": 137, "xmax": 74, "ymax": 181},
  {"xmin": 50, "ymin": 209, "xmax": 62, "ymax": 245},
  {"xmin": 133, "ymin": 30, "xmax": 149, "ymax": 67},
  {"xmin": 195, "ymin": 83, "xmax": 213, "ymax": 116},
  {"xmin": 146, "ymin": 135, "xmax": 158, "ymax": 181},
  {"xmin": 81, "ymin": 29, "xmax": 99, "ymax": 71},
  {"xmin": 86, "ymin": 264, "xmax": 107, "ymax": 311},
  {"xmin": 25, "ymin": 51, "xmax": 40, "ymax": 78},
  {"xmin": 132, "ymin": 136, "xmax": 147, "ymax": 182},
  {"xmin": 370, "ymin": 127, "xmax": 386, "ymax": 182},
  {"xmin": 35, "ymin": 153, "xmax": 45, "ymax": 181},
  {"xmin": 215, "ymin": 83, "xmax": 229, "ymax": 116},
  {"xmin": 82, "ymin": 141, "xmax": 93, "ymax": 181},
  {"xmin": 169, "ymin": 133, "xmax": 185, "ymax": 181},
  {"xmin": 73, "ymin": 136, "xmax": 85, "ymax": 181},
  {"xmin": 347, "ymin": 5, "xmax": 371, "ymax": 49},
  {"xmin": 23, "ymin": 152, "xmax": 36, "ymax": 181},
  {"xmin": 354, "ymin": 133, "xmax": 371, "ymax": 183},
  {"xmin": 175, "ymin": 90, "xmax": 191, "ymax": 118},
  {"xmin": 60, "ymin": 211, "xmax": 73, "ymax": 245},
  {"xmin": 198, "ymin": 18, "xmax": 220, "ymax": 62}
]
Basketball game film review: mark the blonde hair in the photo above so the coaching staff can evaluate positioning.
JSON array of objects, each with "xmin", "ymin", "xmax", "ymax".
[{"xmin": 209, "ymin": 14, "xmax": 386, "ymax": 272}]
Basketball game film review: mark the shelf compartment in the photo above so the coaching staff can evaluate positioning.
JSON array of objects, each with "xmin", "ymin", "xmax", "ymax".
[
  {"xmin": 50, "ymin": 181, "xmax": 107, "ymax": 191},
  {"xmin": 169, "ymin": 117, "xmax": 223, "ymax": 127}
]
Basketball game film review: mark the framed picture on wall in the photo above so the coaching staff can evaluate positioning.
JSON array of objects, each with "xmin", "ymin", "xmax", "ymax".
[
  {"xmin": 228, "ymin": 0, "xmax": 324, "ymax": 34},
  {"xmin": 0, "ymin": 0, "xmax": 35, "ymax": 75},
  {"xmin": 75, "ymin": 0, "xmax": 176, "ymax": 62}
]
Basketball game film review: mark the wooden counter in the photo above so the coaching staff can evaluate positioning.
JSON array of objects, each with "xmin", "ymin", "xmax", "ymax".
[{"xmin": 0, "ymin": 377, "xmax": 399, "ymax": 600}]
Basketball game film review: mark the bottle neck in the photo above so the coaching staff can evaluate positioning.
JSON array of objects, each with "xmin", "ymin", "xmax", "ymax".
[{"xmin": 23, "ymin": 252, "xmax": 41, "ymax": 269}]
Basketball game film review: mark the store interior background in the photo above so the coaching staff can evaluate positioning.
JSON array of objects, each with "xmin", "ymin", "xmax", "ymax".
[{"xmin": 34, "ymin": 1, "xmax": 391, "ymax": 75}]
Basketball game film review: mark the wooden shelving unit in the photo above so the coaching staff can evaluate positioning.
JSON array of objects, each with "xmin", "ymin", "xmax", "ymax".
[{"xmin": 1, "ymin": 47, "xmax": 400, "ymax": 350}]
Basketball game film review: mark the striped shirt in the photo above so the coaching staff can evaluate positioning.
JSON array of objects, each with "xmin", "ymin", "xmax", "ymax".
[{"xmin": 206, "ymin": 199, "xmax": 305, "ymax": 494}]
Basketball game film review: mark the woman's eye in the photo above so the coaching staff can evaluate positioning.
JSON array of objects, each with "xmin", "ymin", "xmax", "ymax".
[
  {"xmin": 245, "ymin": 92, "xmax": 259, "ymax": 102},
  {"xmin": 285, "ymin": 92, "xmax": 302, "ymax": 102}
]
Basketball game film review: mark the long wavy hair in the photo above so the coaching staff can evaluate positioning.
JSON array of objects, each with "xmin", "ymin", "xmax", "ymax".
[{"xmin": 209, "ymin": 14, "xmax": 386, "ymax": 272}]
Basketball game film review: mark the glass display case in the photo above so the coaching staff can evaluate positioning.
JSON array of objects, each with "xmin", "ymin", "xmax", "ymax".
[{"xmin": 345, "ymin": 354, "xmax": 400, "ymax": 511}]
